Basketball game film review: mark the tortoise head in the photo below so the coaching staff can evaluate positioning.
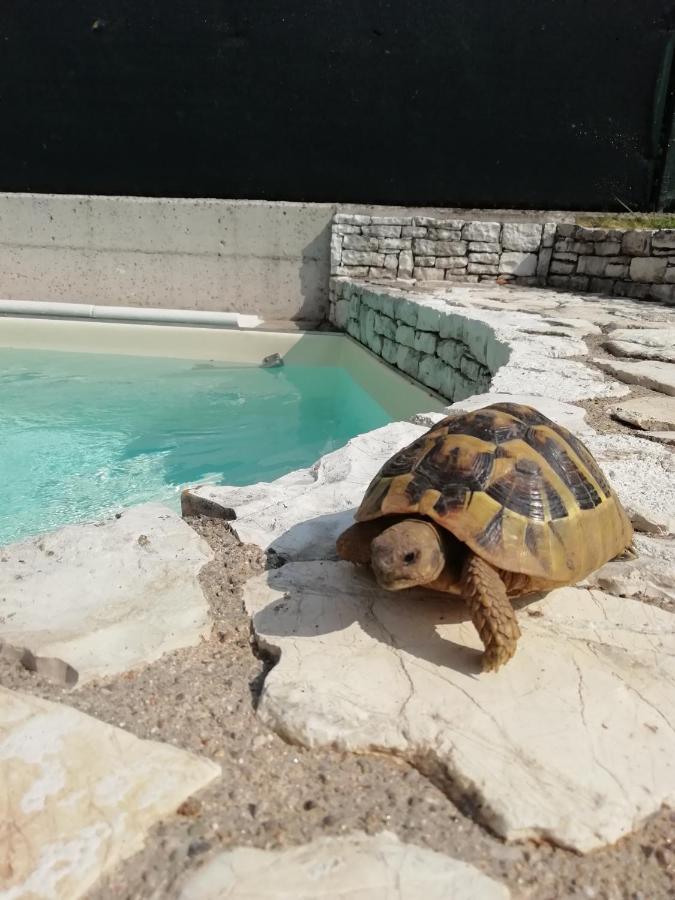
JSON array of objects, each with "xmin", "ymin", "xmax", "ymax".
[{"xmin": 370, "ymin": 519, "xmax": 445, "ymax": 590}]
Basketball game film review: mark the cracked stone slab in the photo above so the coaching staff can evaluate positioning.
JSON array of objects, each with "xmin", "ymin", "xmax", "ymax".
[
  {"xmin": 604, "ymin": 328, "xmax": 675, "ymax": 364},
  {"xmin": 583, "ymin": 433, "xmax": 675, "ymax": 535},
  {"xmin": 611, "ymin": 395, "xmax": 675, "ymax": 432},
  {"xmin": 244, "ymin": 562, "xmax": 675, "ymax": 853},
  {"xmin": 0, "ymin": 503, "xmax": 213, "ymax": 685},
  {"xmin": 492, "ymin": 355, "xmax": 628, "ymax": 402},
  {"xmin": 517, "ymin": 317, "xmax": 602, "ymax": 339},
  {"xmin": 439, "ymin": 283, "xmax": 672, "ymax": 330},
  {"xmin": 185, "ymin": 421, "xmax": 424, "ymax": 562},
  {"xmin": 178, "ymin": 831, "xmax": 509, "ymax": 900},
  {"xmin": 0, "ymin": 687, "xmax": 220, "ymax": 899},
  {"xmin": 594, "ymin": 358, "xmax": 675, "ymax": 397}
]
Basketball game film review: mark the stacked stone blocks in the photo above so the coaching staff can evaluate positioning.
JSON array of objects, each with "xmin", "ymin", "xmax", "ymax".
[
  {"xmin": 547, "ymin": 224, "xmax": 675, "ymax": 303},
  {"xmin": 331, "ymin": 214, "xmax": 675, "ymax": 305},
  {"xmin": 330, "ymin": 280, "xmax": 511, "ymax": 402},
  {"xmin": 332, "ymin": 214, "xmax": 548, "ymax": 287}
]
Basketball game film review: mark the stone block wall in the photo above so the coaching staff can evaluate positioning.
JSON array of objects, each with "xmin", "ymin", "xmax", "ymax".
[
  {"xmin": 331, "ymin": 214, "xmax": 675, "ymax": 305},
  {"xmin": 547, "ymin": 224, "xmax": 675, "ymax": 303},
  {"xmin": 331, "ymin": 213, "xmax": 554, "ymax": 287},
  {"xmin": 329, "ymin": 280, "xmax": 511, "ymax": 402}
]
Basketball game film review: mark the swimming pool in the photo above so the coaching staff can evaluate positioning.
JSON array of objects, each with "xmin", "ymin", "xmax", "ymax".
[{"xmin": 0, "ymin": 322, "xmax": 443, "ymax": 545}]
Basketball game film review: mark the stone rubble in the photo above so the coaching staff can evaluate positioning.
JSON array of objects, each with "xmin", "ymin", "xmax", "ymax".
[
  {"xmin": 0, "ymin": 687, "xmax": 220, "ymax": 900},
  {"xmin": 0, "ymin": 503, "xmax": 213, "ymax": 685},
  {"xmin": 641, "ymin": 430, "xmax": 675, "ymax": 446},
  {"xmin": 178, "ymin": 831, "xmax": 510, "ymax": 900}
]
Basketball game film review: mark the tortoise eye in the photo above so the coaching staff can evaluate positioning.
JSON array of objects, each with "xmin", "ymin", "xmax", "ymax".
[{"xmin": 403, "ymin": 551, "xmax": 417, "ymax": 565}]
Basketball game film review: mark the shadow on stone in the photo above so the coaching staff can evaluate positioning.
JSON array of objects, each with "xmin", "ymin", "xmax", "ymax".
[
  {"xmin": 298, "ymin": 223, "xmax": 332, "ymax": 323},
  {"xmin": 260, "ymin": 507, "xmax": 358, "ymax": 563},
  {"xmin": 0, "ymin": 640, "xmax": 79, "ymax": 686},
  {"xmin": 251, "ymin": 555, "xmax": 542, "ymax": 678}
]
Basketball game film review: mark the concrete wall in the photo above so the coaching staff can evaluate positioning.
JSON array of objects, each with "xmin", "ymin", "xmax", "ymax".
[
  {"xmin": 0, "ymin": 195, "xmax": 335, "ymax": 323},
  {"xmin": 0, "ymin": 194, "xmax": 580, "ymax": 322}
]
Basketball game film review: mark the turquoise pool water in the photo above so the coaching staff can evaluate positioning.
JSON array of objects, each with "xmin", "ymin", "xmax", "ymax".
[{"xmin": 0, "ymin": 348, "xmax": 391, "ymax": 545}]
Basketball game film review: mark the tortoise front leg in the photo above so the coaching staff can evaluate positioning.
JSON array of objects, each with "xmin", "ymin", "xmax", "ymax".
[{"xmin": 461, "ymin": 553, "xmax": 521, "ymax": 672}]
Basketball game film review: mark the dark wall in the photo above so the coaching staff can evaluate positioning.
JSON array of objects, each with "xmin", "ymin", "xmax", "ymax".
[{"xmin": 1, "ymin": 1, "xmax": 673, "ymax": 209}]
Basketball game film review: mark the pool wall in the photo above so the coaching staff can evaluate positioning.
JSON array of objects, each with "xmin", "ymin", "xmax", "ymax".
[
  {"xmin": 0, "ymin": 195, "xmax": 334, "ymax": 324},
  {"xmin": 328, "ymin": 279, "xmax": 510, "ymax": 402},
  {"xmin": 0, "ymin": 315, "xmax": 445, "ymax": 421}
]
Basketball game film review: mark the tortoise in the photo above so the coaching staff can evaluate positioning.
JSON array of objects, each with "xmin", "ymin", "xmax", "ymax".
[{"xmin": 336, "ymin": 402, "xmax": 633, "ymax": 671}]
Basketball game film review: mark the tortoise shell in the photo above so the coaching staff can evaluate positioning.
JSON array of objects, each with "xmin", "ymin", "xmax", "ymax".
[{"xmin": 357, "ymin": 403, "xmax": 633, "ymax": 583}]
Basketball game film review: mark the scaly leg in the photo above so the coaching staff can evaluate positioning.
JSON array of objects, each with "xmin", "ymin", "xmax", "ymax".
[{"xmin": 461, "ymin": 553, "xmax": 521, "ymax": 672}]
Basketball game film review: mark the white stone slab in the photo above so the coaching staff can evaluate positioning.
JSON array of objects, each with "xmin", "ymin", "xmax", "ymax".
[
  {"xmin": 0, "ymin": 504, "xmax": 213, "ymax": 685},
  {"xmin": 188, "ymin": 422, "xmax": 424, "ymax": 561},
  {"xmin": 611, "ymin": 395, "xmax": 675, "ymax": 432},
  {"xmin": 245, "ymin": 563, "xmax": 675, "ymax": 853},
  {"xmin": 604, "ymin": 328, "xmax": 675, "ymax": 364},
  {"xmin": 515, "ymin": 317, "xmax": 602, "ymax": 338},
  {"xmin": 494, "ymin": 354, "xmax": 628, "ymax": 402},
  {"xmin": 178, "ymin": 831, "xmax": 509, "ymax": 900},
  {"xmin": 0, "ymin": 687, "xmax": 220, "ymax": 899},
  {"xmin": 594, "ymin": 359, "xmax": 675, "ymax": 396}
]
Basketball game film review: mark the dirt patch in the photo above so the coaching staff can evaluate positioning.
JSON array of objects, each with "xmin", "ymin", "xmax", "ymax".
[{"xmin": 1, "ymin": 517, "xmax": 673, "ymax": 900}]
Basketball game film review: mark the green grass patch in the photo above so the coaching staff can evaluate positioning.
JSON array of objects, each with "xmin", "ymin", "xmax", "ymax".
[{"xmin": 575, "ymin": 213, "xmax": 675, "ymax": 230}]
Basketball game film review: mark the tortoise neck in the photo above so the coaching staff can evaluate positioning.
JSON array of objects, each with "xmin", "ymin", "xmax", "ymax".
[{"xmin": 425, "ymin": 526, "xmax": 467, "ymax": 594}]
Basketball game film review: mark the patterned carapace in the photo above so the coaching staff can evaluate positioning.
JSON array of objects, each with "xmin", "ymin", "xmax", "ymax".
[{"xmin": 357, "ymin": 403, "xmax": 633, "ymax": 582}]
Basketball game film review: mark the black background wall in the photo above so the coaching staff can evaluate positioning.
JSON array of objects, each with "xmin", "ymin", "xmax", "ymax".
[{"xmin": 1, "ymin": 1, "xmax": 674, "ymax": 209}]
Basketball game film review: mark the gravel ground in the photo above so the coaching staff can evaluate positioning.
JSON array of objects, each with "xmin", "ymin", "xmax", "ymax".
[{"xmin": 1, "ymin": 517, "xmax": 673, "ymax": 899}]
